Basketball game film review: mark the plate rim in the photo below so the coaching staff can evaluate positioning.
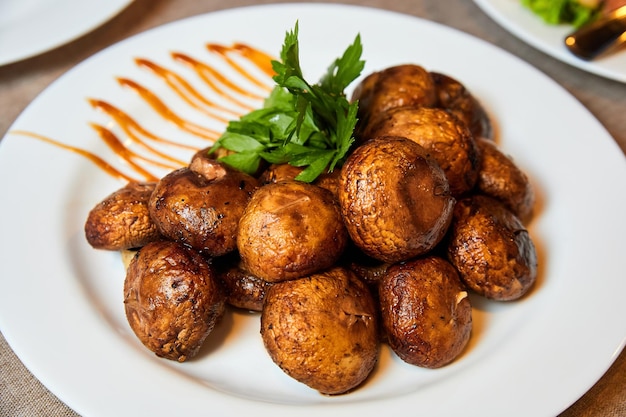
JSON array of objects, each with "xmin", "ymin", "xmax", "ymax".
[
  {"xmin": 0, "ymin": 0, "xmax": 134, "ymax": 66},
  {"xmin": 1, "ymin": 3, "xmax": 625, "ymax": 417}
]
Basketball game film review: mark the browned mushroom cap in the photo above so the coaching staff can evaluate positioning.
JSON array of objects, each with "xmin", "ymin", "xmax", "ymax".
[
  {"xmin": 214, "ymin": 254, "xmax": 273, "ymax": 312},
  {"xmin": 260, "ymin": 266, "xmax": 379, "ymax": 395},
  {"xmin": 379, "ymin": 256, "xmax": 472, "ymax": 368},
  {"xmin": 237, "ymin": 180, "xmax": 348, "ymax": 282},
  {"xmin": 261, "ymin": 163, "xmax": 341, "ymax": 199},
  {"xmin": 431, "ymin": 71, "xmax": 493, "ymax": 140},
  {"xmin": 85, "ymin": 182, "xmax": 161, "ymax": 251},
  {"xmin": 338, "ymin": 136, "xmax": 455, "ymax": 263},
  {"xmin": 475, "ymin": 138, "xmax": 535, "ymax": 223},
  {"xmin": 148, "ymin": 154, "xmax": 259, "ymax": 257},
  {"xmin": 446, "ymin": 195, "xmax": 538, "ymax": 301},
  {"xmin": 364, "ymin": 106, "xmax": 481, "ymax": 197},
  {"xmin": 346, "ymin": 251, "xmax": 391, "ymax": 288},
  {"xmin": 352, "ymin": 64, "xmax": 438, "ymax": 140},
  {"xmin": 124, "ymin": 239, "xmax": 226, "ymax": 362},
  {"xmin": 191, "ymin": 146, "xmax": 229, "ymax": 163},
  {"xmin": 313, "ymin": 169, "xmax": 342, "ymax": 199},
  {"xmin": 260, "ymin": 163, "xmax": 303, "ymax": 184}
]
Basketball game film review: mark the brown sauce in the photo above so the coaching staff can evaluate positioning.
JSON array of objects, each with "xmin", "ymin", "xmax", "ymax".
[
  {"xmin": 206, "ymin": 43, "xmax": 276, "ymax": 88},
  {"xmin": 88, "ymin": 99, "xmax": 197, "ymax": 156},
  {"xmin": 116, "ymin": 77, "xmax": 222, "ymax": 141},
  {"xmin": 134, "ymin": 58, "xmax": 238, "ymax": 123},
  {"xmin": 171, "ymin": 53, "xmax": 257, "ymax": 112},
  {"xmin": 10, "ymin": 43, "xmax": 273, "ymax": 182},
  {"xmin": 9, "ymin": 130, "xmax": 141, "ymax": 183}
]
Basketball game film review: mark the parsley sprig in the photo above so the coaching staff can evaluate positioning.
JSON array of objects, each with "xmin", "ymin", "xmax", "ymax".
[
  {"xmin": 521, "ymin": 0, "xmax": 601, "ymax": 28},
  {"xmin": 210, "ymin": 23, "xmax": 364, "ymax": 182}
]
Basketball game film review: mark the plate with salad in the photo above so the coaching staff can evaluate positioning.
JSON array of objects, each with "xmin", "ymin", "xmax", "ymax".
[{"xmin": 473, "ymin": 0, "xmax": 626, "ymax": 82}]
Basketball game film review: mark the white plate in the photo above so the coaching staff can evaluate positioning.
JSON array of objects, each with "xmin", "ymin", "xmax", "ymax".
[
  {"xmin": 0, "ymin": 0, "xmax": 133, "ymax": 65},
  {"xmin": 1, "ymin": 4, "xmax": 625, "ymax": 417},
  {"xmin": 473, "ymin": 0, "xmax": 626, "ymax": 83}
]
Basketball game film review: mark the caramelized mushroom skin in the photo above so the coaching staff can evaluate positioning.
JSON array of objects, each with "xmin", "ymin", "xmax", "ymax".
[
  {"xmin": 85, "ymin": 182, "xmax": 161, "ymax": 251},
  {"xmin": 352, "ymin": 64, "xmax": 437, "ymax": 139},
  {"xmin": 148, "ymin": 156, "xmax": 259, "ymax": 256},
  {"xmin": 475, "ymin": 138, "xmax": 535, "ymax": 223},
  {"xmin": 237, "ymin": 180, "xmax": 348, "ymax": 283},
  {"xmin": 260, "ymin": 163, "xmax": 304, "ymax": 184},
  {"xmin": 214, "ymin": 255, "xmax": 273, "ymax": 312},
  {"xmin": 446, "ymin": 195, "xmax": 538, "ymax": 301},
  {"xmin": 364, "ymin": 106, "xmax": 480, "ymax": 197},
  {"xmin": 261, "ymin": 267, "xmax": 379, "ymax": 395},
  {"xmin": 431, "ymin": 71, "xmax": 493, "ymax": 140},
  {"xmin": 260, "ymin": 163, "xmax": 341, "ymax": 198},
  {"xmin": 124, "ymin": 240, "xmax": 225, "ymax": 362},
  {"xmin": 379, "ymin": 256, "xmax": 472, "ymax": 368},
  {"xmin": 338, "ymin": 136, "xmax": 455, "ymax": 263}
]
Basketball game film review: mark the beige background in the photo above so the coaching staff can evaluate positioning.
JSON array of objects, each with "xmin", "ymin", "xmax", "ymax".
[{"xmin": 1, "ymin": 0, "xmax": 624, "ymax": 416}]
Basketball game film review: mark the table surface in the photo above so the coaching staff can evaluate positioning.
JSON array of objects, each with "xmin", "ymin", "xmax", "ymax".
[{"xmin": 1, "ymin": 1, "xmax": 624, "ymax": 416}]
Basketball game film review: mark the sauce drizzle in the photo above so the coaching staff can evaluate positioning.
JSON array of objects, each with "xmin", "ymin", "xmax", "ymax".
[
  {"xmin": 10, "ymin": 43, "xmax": 274, "ymax": 182},
  {"xmin": 172, "ymin": 52, "xmax": 264, "ymax": 111},
  {"xmin": 206, "ymin": 43, "xmax": 276, "ymax": 89},
  {"xmin": 10, "ymin": 130, "xmax": 141, "ymax": 183},
  {"xmin": 116, "ymin": 78, "xmax": 222, "ymax": 141},
  {"xmin": 134, "ymin": 58, "xmax": 239, "ymax": 123},
  {"xmin": 89, "ymin": 124, "xmax": 162, "ymax": 182},
  {"xmin": 88, "ymin": 99, "xmax": 198, "ymax": 163}
]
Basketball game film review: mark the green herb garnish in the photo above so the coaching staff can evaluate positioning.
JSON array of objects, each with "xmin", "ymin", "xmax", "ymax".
[
  {"xmin": 210, "ymin": 22, "xmax": 364, "ymax": 182},
  {"xmin": 521, "ymin": 0, "xmax": 602, "ymax": 28}
]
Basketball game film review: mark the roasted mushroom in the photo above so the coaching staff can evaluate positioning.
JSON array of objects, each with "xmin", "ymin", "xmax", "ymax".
[
  {"xmin": 261, "ymin": 163, "xmax": 341, "ymax": 198},
  {"xmin": 261, "ymin": 266, "xmax": 379, "ymax": 395},
  {"xmin": 214, "ymin": 254, "xmax": 273, "ymax": 312},
  {"xmin": 237, "ymin": 180, "xmax": 348, "ymax": 282},
  {"xmin": 379, "ymin": 256, "xmax": 472, "ymax": 368},
  {"xmin": 345, "ymin": 248, "xmax": 391, "ymax": 288},
  {"xmin": 352, "ymin": 64, "xmax": 437, "ymax": 139},
  {"xmin": 84, "ymin": 182, "xmax": 161, "ymax": 251},
  {"xmin": 124, "ymin": 240, "xmax": 226, "ymax": 362},
  {"xmin": 475, "ymin": 138, "xmax": 535, "ymax": 223},
  {"xmin": 260, "ymin": 163, "xmax": 303, "ymax": 184},
  {"xmin": 364, "ymin": 106, "xmax": 480, "ymax": 197},
  {"xmin": 446, "ymin": 195, "xmax": 538, "ymax": 301},
  {"xmin": 338, "ymin": 136, "xmax": 455, "ymax": 263},
  {"xmin": 431, "ymin": 71, "xmax": 493, "ymax": 140},
  {"xmin": 148, "ymin": 154, "xmax": 259, "ymax": 256}
]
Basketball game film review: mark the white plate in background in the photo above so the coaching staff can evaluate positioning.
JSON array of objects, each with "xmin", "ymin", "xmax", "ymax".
[
  {"xmin": 0, "ymin": 4, "xmax": 625, "ymax": 417},
  {"xmin": 474, "ymin": 0, "xmax": 626, "ymax": 82},
  {"xmin": 0, "ymin": 0, "xmax": 133, "ymax": 65}
]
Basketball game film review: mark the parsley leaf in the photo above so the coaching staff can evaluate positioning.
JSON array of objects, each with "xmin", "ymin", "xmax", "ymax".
[
  {"xmin": 210, "ymin": 22, "xmax": 364, "ymax": 182},
  {"xmin": 521, "ymin": 0, "xmax": 602, "ymax": 28}
]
